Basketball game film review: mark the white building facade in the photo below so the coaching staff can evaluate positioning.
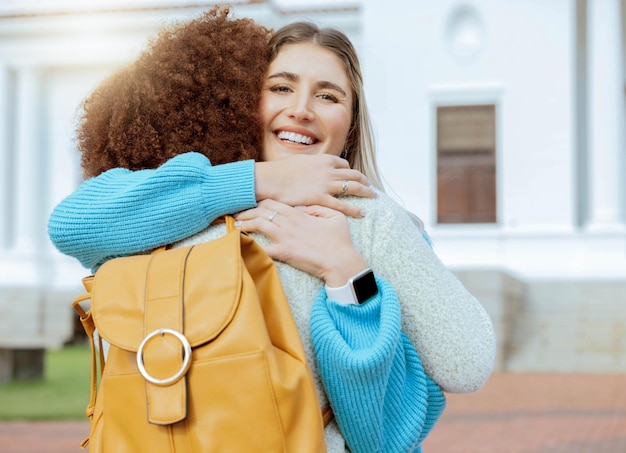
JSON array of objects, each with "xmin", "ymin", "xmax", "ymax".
[
  {"xmin": 0, "ymin": 0, "xmax": 624, "ymax": 375},
  {"xmin": 364, "ymin": 0, "xmax": 626, "ymax": 279}
]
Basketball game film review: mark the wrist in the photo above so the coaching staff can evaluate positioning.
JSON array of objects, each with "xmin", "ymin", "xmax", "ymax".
[
  {"xmin": 322, "ymin": 251, "xmax": 368, "ymax": 287},
  {"xmin": 253, "ymin": 161, "xmax": 272, "ymax": 202}
]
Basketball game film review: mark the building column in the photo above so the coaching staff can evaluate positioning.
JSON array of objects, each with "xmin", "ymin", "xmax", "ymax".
[
  {"xmin": 585, "ymin": 0, "xmax": 626, "ymax": 231},
  {"xmin": 13, "ymin": 67, "xmax": 43, "ymax": 253},
  {"xmin": 0, "ymin": 66, "xmax": 10, "ymax": 249}
]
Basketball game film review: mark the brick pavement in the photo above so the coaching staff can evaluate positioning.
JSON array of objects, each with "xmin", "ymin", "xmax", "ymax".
[
  {"xmin": 423, "ymin": 373, "xmax": 626, "ymax": 453},
  {"xmin": 1, "ymin": 373, "xmax": 625, "ymax": 453}
]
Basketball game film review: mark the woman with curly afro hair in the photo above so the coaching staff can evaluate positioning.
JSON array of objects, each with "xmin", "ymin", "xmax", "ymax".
[
  {"xmin": 49, "ymin": 7, "xmax": 495, "ymax": 453},
  {"xmin": 78, "ymin": 7, "xmax": 267, "ymax": 177}
]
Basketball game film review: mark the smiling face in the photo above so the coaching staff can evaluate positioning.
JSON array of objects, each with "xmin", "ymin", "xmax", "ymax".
[{"xmin": 260, "ymin": 42, "xmax": 353, "ymax": 162}]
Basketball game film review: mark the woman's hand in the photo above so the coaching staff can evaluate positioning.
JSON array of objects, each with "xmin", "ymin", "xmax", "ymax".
[
  {"xmin": 235, "ymin": 199, "xmax": 368, "ymax": 286},
  {"xmin": 254, "ymin": 154, "xmax": 375, "ymax": 219}
]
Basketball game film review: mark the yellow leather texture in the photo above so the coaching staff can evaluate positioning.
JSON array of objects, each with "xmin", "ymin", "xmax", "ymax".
[{"xmin": 75, "ymin": 216, "xmax": 327, "ymax": 452}]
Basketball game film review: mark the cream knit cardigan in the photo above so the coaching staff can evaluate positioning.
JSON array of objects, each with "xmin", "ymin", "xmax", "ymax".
[{"xmin": 176, "ymin": 190, "xmax": 496, "ymax": 452}]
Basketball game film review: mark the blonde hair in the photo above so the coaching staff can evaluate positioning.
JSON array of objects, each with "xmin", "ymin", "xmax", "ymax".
[{"xmin": 267, "ymin": 22, "xmax": 385, "ymax": 191}]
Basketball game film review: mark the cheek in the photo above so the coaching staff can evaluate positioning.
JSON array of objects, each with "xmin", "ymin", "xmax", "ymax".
[
  {"xmin": 331, "ymin": 112, "xmax": 352, "ymax": 145},
  {"xmin": 323, "ymin": 114, "xmax": 352, "ymax": 157}
]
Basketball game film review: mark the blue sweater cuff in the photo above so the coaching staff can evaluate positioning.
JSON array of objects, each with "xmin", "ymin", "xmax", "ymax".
[
  {"xmin": 198, "ymin": 158, "xmax": 256, "ymax": 221},
  {"xmin": 311, "ymin": 277, "xmax": 446, "ymax": 453}
]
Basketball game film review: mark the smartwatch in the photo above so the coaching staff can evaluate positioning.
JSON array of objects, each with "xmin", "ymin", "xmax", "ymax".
[{"xmin": 349, "ymin": 268, "xmax": 378, "ymax": 304}]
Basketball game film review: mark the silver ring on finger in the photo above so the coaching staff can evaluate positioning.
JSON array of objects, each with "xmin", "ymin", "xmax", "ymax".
[
  {"xmin": 341, "ymin": 180, "xmax": 349, "ymax": 197},
  {"xmin": 268, "ymin": 211, "xmax": 278, "ymax": 222}
]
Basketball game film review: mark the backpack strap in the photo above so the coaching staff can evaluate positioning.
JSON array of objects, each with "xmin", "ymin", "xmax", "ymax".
[
  {"xmin": 72, "ymin": 275, "xmax": 101, "ymax": 448},
  {"xmin": 141, "ymin": 246, "xmax": 192, "ymax": 425}
]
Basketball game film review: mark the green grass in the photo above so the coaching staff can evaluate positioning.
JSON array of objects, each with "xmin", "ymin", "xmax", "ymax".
[{"xmin": 0, "ymin": 345, "xmax": 92, "ymax": 420}]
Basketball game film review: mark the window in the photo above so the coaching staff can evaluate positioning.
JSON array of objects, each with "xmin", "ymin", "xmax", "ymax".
[{"xmin": 436, "ymin": 104, "xmax": 497, "ymax": 224}]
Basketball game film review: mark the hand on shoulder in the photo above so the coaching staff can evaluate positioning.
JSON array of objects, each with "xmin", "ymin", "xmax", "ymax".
[{"xmin": 254, "ymin": 154, "xmax": 376, "ymax": 218}]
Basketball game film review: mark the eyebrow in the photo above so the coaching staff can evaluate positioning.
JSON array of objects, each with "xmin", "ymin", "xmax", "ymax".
[{"xmin": 267, "ymin": 71, "xmax": 348, "ymax": 97}]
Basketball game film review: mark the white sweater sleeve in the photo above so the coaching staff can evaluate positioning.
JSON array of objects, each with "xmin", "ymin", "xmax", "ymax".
[{"xmin": 349, "ymin": 192, "xmax": 497, "ymax": 393}]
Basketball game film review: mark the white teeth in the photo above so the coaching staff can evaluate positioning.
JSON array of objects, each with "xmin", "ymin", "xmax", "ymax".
[{"xmin": 277, "ymin": 131, "xmax": 314, "ymax": 145}]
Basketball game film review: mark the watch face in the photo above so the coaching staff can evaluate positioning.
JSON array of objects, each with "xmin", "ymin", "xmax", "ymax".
[{"xmin": 353, "ymin": 270, "xmax": 378, "ymax": 304}]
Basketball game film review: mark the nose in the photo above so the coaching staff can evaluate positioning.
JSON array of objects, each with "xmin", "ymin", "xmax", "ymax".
[{"xmin": 289, "ymin": 93, "xmax": 314, "ymax": 122}]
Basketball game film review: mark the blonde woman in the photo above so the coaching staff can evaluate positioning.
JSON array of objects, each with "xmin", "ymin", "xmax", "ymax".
[{"xmin": 49, "ymin": 9, "xmax": 495, "ymax": 452}]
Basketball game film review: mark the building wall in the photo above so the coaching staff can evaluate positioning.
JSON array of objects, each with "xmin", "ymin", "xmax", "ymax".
[
  {"xmin": 364, "ymin": 0, "xmax": 576, "ymax": 230},
  {"xmin": 0, "ymin": 0, "xmax": 625, "ymax": 372},
  {"xmin": 362, "ymin": 0, "xmax": 626, "ymax": 279}
]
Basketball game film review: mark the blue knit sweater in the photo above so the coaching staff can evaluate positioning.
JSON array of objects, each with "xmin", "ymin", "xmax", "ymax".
[{"xmin": 313, "ymin": 277, "xmax": 446, "ymax": 452}]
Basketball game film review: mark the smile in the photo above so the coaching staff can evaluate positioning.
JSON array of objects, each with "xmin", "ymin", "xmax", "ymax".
[{"xmin": 276, "ymin": 131, "xmax": 316, "ymax": 145}]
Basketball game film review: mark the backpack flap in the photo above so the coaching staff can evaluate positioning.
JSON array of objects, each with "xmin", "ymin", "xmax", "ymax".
[{"xmin": 90, "ymin": 229, "xmax": 242, "ymax": 425}]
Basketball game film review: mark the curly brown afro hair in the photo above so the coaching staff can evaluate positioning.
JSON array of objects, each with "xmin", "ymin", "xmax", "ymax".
[{"xmin": 78, "ymin": 6, "xmax": 272, "ymax": 178}]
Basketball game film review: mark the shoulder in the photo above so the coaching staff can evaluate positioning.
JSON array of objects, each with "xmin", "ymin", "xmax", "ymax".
[
  {"xmin": 343, "ymin": 191, "xmax": 429, "ymax": 263},
  {"xmin": 345, "ymin": 190, "xmax": 419, "ymax": 234}
]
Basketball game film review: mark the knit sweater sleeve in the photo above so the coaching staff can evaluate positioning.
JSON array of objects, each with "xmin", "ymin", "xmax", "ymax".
[
  {"xmin": 357, "ymin": 193, "xmax": 497, "ymax": 393},
  {"xmin": 311, "ymin": 277, "xmax": 446, "ymax": 453},
  {"xmin": 47, "ymin": 152, "xmax": 256, "ymax": 271}
]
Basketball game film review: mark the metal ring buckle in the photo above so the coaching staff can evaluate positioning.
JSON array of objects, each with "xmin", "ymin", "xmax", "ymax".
[{"xmin": 136, "ymin": 328, "xmax": 192, "ymax": 386}]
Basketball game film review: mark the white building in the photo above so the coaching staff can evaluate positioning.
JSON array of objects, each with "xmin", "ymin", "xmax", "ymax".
[{"xmin": 0, "ymin": 0, "xmax": 624, "ymax": 378}]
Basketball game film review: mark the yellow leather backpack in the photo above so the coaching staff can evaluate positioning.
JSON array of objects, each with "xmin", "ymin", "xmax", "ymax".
[{"xmin": 73, "ymin": 216, "xmax": 329, "ymax": 452}]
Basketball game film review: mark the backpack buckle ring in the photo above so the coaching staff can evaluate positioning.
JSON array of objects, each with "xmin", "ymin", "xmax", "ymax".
[{"xmin": 137, "ymin": 328, "xmax": 192, "ymax": 386}]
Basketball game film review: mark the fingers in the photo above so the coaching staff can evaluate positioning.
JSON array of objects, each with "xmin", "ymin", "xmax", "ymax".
[
  {"xmin": 327, "ymin": 162, "xmax": 372, "ymax": 196},
  {"xmin": 312, "ymin": 196, "xmax": 365, "ymax": 218},
  {"xmin": 297, "ymin": 204, "xmax": 346, "ymax": 219},
  {"xmin": 234, "ymin": 200, "xmax": 291, "ymax": 228},
  {"xmin": 343, "ymin": 168, "xmax": 370, "ymax": 188},
  {"xmin": 236, "ymin": 185, "xmax": 369, "ymax": 224},
  {"xmin": 336, "ymin": 179, "xmax": 375, "ymax": 199},
  {"xmin": 267, "ymin": 210, "xmax": 278, "ymax": 223},
  {"xmin": 327, "ymin": 154, "xmax": 351, "ymax": 169},
  {"xmin": 340, "ymin": 179, "xmax": 349, "ymax": 197},
  {"xmin": 336, "ymin": 169, "xmax": 375, "ymax": 198}
]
